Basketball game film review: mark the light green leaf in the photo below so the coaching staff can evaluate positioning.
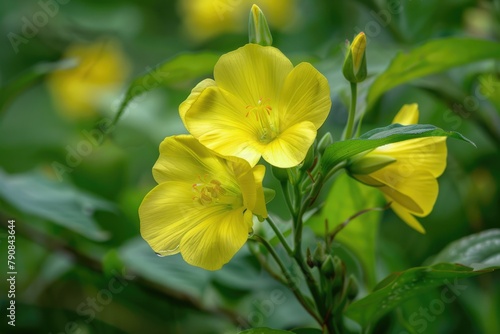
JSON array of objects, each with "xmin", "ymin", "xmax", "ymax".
[
  {"xmin": 307, "ymin": 173, "xmax": 382, "ymax": 287},
  {"xmin": 367, "ymin": 38, "xmax": 500, "ymax": 109},
  {"xmin": 0, "ymin": 169, "xmax": 112, "ymax": 240},
  {"xmin": 113, "ymin": 52, "xmax": 220, "ymax": 125},
  {"xmin": 238, "ymin": 328, "xmax": 294, "ymax": 334},
  {"xmin": 344, "ymin": 263, "xmax": 498, "ymax": 327},
  {"xmin": 321, "ymin": 123, "xmax": 474, "ymax": 174},
  {"xmin": 430, "ymin": 229, "xmax": 500, "ymax": 270}
]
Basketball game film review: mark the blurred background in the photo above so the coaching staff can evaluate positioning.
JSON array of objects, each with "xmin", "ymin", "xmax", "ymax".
[{"xmin": 0, "ymin": 0, "xmax": 499, "ymax": 333}]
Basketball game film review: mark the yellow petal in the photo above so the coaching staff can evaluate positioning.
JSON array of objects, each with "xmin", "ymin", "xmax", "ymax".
[
  {"xmin": 371, "ymin": 168, "xmax": 439, "ymax": 215},
  {"xmin": 262, "ymin": 121, "xmax": 317, "ymax": 168},
  {"xmin": 390, "ymin": 201, "xmax": 426, "ymax": 234},
  {"xmin": 180, "ymin": 209, "xmax": 253, "ymax": 270},
  {"xmin": 184, "ymin": 86, "xmax": 263, "ymax": 166},
  {"xmin": 373, "ymin": 136, "xmax": 447, "ymax": 178},
  {"xmin": 214, "ymin": 44, "xmax": 293, "ymax": 107},
  {"xmin": 179, "ymin": 78, "xmax": 216, "ymax": 122},
  {"xmin": 392, "ymin": 103, "xmax": 419, "ymax": 125},
  {"xmin": 139, "ymin": 181, "xmax": 202, "ymax": 256},
  {"xmin": 152, "ymin": 135, "xmax": 237, "ymax": 186},
  {"xmin": 278, "ymin": 62, "xmax": 331, "ymax": 129}
]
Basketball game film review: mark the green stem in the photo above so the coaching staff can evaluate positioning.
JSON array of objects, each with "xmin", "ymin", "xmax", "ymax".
[
  {"xmin": 266, "ymin": 216, "xmax": 293, "ymax": 256},
  {"xmin": 292, "ymin": 183, "xmax": 303, "ymax": 254},
  {"xmin": 281, "ymin": 181, "xmax": 296, "ymax": 216},
  {"xmin": 344, "ymin": 82, "xmax": 358, "ymax": 140},
  {"xmin": 292, "ymin": 185, "xmax": 331, "ymax": 331},
  {"xmin": 251, "ymin": 235, "xmax": 322, "ymax": 324}
]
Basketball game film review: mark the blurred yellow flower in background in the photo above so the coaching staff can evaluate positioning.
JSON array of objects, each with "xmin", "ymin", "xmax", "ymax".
[
  {"xmin": 47, "ymin": 39, "xmax": 130, "ymax": 120},
  {"xmin": 348, "ymin": 104, "xmax": 448, "ymax": 233},
  {"xmin": 178, "ymin": 0, "xmax": 297, "ymax": 43},
  {"xmin": 139, "ymin": 135, "xmax": 268, "ymax": 270},
  {"xmin": 180, "ymin": 43, "xmax": 331, "ymax": 168}
]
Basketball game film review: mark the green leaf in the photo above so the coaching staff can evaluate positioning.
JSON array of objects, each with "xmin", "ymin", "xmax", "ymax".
[
  {"xmin": 291, "ymin": 329, "xmax": 322, "ymax": 334},
  {"xmin": 238, "ymin": 328, "xmax": 294, "ymax": 334},
  {"xmin": 307, "ymin": 173, "xmax": 383, "ymax": 287},
  {"xmin": 113, "ymin": 52, "xmax": 220, "ymax": 126},
  {"xmin": 367, "ymin": 38, "xmax": 500, "ymax": 109},
  {"xmin": 344, "ymin": 263, "xmax": 498, "ymax": 327},
  {"xmin": 0, "ymin": 59, "xmax": 77, "ymax": 114},
  {"xmin": 120, "ymin": 237, "xmax": 211, "ymax": 300},
  {"xmin": 321, "ymin": 124, "xmax": 474, "ymax": 174},
  {"xmin": 430, "ymin": 229, "xmax": 500, "ymax": 270},
  {"xmin": 0, "ymin": 169, "xmax": 112, "ymax": 240}
]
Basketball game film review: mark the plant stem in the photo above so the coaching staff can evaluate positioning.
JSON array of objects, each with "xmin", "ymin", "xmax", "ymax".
[
  {"xmin": 251, "ymin": 235, "xmax": 322, "ymax": 324},
  {"xmin": 281, "ymin": 180, "xmax": 296, "ymax": 216},
  {"xmin": 266, "ymin": 216, "xmax": 293, "ymax": 256},
  {"xmin": 344, "ymin": 82, "xmax": 358, "ymax": 140}
]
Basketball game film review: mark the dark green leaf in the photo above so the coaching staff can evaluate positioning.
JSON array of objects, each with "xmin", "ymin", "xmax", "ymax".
[
  {"xmin": 321, "ymin": 124, "xmax": 474, "ymax": 174},
  {"xmin": 120, "ymin": 237, "xmax": 211, "ymax": 299},
  {"xmin": 344, "ymin": 263, "xmax": 498, "ymax": 327},
  {"xmin": 238, "ymin": 328, "xmax": 294, "ymax": 334},
  {"xmin": 367, "ymin": 38, "xmax": 500, "ymax": 109},
  {"xmin": 431, "ymin": 229, "xmax": 500, "ymax": 270},
  {"xmin": 291, "ymin": 329, "xmax": 322, "ymax": 334},
  {"xmin": 0, "ymin": 169, "xmax": 112, "ymax": 240}
]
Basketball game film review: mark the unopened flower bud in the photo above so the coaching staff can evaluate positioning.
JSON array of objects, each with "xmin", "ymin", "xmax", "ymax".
[
  {"xmin": 301, "ymin": 143, "xmax": 316, "ymax": 171},
  {"xmin": 317, "ymin": 132, "xmax": 333, "ymax": 155},
  {"xmin": 346, "ymin": 274, "xmax": 359, "ymax": 299},
  {"xmin": 342, "ymin": 32, "xmax": 367, "ymax": 83},
  {"xmin": 248, "ymin": 4, "xmax": 273, "ymax": 46}
]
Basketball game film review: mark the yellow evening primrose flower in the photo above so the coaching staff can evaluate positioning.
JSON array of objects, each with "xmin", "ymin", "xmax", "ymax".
[
  {"xmin": 47, "ymin": 39, "xmax": 130, "ymax": 119},
  {"xmin": 348, "ymin": 104, "xmax": 447, "ymax": 233},
  {"xmin": 180, "ymin": 44, "xmax": 332, "ymax": 168},
  {"xmin": 139, "ymin": 135, "xmax": 268, "ymax": 270}
]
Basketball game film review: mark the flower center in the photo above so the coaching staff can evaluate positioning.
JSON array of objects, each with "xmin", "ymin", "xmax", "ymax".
[
  {"xmin": 192, "ymin": 174, "xmax": 226, "ymax": 206},
  {"xmin": 245, "ymin": 97, "xmax": 277, "ymax": 143}
]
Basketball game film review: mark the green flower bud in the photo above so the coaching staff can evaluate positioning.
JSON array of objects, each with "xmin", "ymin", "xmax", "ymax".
[
  {"xmin": 313, "ymin": 243, "xmax": 326, "ymax": 266},
  {"xmin": 300, "ymin": 142, "xmax": 316, "ymax": 171},
  {"xmin": 346, "ymin": 275, "xmax": 359, "ymax": 299},
  {"xmin": 320, "ymin": 255, "xmax": 336, "ymax": 277},
  {"xmin": 342, "ymin": 32, "xmax": 367, "ymax": 83},
  {"xmin": 317, "ymin": 132, "xmax": 333, "ymax": 155},
  {"xmin": 248, "ymin": 4, "xmax": 273, "ymax": 46}
]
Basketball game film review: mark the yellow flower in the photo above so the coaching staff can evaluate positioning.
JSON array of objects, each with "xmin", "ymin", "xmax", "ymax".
[
  {"xmin": 180, "ymin": 44, "xmax": 331, "ymax": 168},
  {"xmin": 139, "ymin": 135, "xmax": 268, "ymax": 270},
  {"xmin": 348, "ymin": 104, "xmax": 447, "ymax": 233},
  {"xmin": 178, "ymin": 0, "xmax": 297, "ymax": 43},
  {"xmin": 47, "ymin": 39, "xmax": 130, "ymax": 119}
]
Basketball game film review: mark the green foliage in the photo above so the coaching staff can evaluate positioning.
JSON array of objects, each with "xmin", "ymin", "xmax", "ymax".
[
  {"xmin": 345, "ymin": 229, "xmax": 500, "ymax": 328},
  {"xmin": 0, "ymin": 169, "xmax": 112, "ymax": 240},
  {"xmin": 0, "ymin": 1, "xmax": 499, "ymax": 333},
  {"xmin": 321, "ymin": 123, "xmax": 474, "ymax": 174},
  {"xmin": 113, "ymin": 52, "xmax": 220, "ymax": 126},
  {"xmin": 239, "ymin": 328, "xmax": 293, "ymax": 334},
  {"xmin": 307, "ymin": 173, "xmax": 382, "ymax": 287},
  {"xmin": 367, "ymin": 38, "xmax": 500, "ymax": 109},
  {"xmin": 431, "ymin": 229, "xmax": 500, "ymax": 269}
]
